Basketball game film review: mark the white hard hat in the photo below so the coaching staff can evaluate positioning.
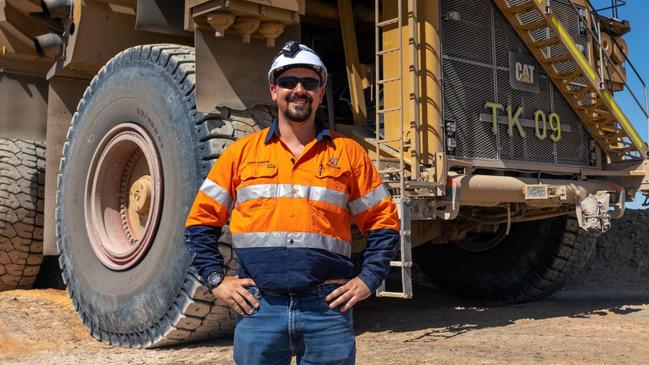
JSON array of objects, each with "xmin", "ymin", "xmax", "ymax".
[{"xmin": 268, "ymin": 41, "xmax": 327, "ymax": 85}]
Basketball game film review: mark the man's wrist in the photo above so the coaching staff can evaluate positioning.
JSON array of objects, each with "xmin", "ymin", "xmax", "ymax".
[
  {"xmin": 206, "ymin": 271, "xmax": 225, "ymax": 290},
  {"xmin": 358, "ymin": 270, "xmax": 382, "ymax": 293}
]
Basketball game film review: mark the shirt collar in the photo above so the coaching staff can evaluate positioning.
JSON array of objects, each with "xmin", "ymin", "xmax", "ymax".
[{"xmin": 264, "ymin": 118, "xmax": 333, "ymax": 145}]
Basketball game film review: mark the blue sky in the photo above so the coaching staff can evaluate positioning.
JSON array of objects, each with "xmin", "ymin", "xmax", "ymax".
[{"xmin": 591, "ymin": 1, "xmax": 649, "ymax": 208}]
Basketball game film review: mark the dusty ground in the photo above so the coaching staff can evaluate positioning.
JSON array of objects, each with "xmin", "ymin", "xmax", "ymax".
[{"xmin": 2, "ymin": 210, "xmax": 649, "ymax": 364}]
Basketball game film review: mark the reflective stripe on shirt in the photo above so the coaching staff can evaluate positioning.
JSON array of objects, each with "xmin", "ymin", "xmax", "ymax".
[
  {"xmin": 200, "ymin": 178, "xmax": 231, "ymax": 208},
  {"xmin": 232, "ymin": 231, "xmax": 352, "ymax": 257},
  {"xmin": 348, "ymin": 184, "xmax": 390, "ymax": 215},
  {"xmin": 236, "ymin": 183, "xmax": 349, "ymax": 209}
]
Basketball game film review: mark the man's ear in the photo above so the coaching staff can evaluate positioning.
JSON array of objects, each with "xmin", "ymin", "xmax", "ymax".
[
  {"xmin": 319, "ymin": 86, "xmax": 326, "ymax": 100},
  {"xmin": 269, "ymin": 83, "xmax": 278, "ymax": 102}
]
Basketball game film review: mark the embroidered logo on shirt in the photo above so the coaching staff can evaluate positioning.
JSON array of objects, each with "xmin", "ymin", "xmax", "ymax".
[{"xmin": 327, "ymin": 157, "xmax": 339, "ymax": 168}]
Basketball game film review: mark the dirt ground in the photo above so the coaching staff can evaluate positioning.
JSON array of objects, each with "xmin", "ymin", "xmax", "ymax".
[{"xmin": 2, "ymin": 210, "xmax": 649, "ymax": 365}]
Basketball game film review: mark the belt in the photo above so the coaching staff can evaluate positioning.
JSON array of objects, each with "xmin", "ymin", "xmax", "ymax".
[{"xmin": 259, "ymin": 283, "xmax": 340, "ymax": 298}]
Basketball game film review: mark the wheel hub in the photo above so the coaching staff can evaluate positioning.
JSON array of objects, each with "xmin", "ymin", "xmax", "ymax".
[
  {"xmin": 85, "ymin": 123, "xmax": 163, "ymax": 270},
  {"xmin": 129, "ymin": 175, "xmax": 152, "ymax": 216}
]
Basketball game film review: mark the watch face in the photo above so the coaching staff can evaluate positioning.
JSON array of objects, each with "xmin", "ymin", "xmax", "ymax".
[{"xmin": 208, "ymin": 273, "xmax": 223, "ymax": 287}]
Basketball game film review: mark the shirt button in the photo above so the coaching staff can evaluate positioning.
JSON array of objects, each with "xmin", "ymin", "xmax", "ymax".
[
  {"xmin": 289, "ymin": 239, "xmax": 294, "ymax": 244},
  {"xmin": 290, "ymin": 188, "xmax": 297, "ymax": 195}
]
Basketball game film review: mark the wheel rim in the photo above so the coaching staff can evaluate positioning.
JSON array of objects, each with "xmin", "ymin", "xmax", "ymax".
[{"xmin": 85, "ymin": 123, "xmax": 163, "ymax": 270}]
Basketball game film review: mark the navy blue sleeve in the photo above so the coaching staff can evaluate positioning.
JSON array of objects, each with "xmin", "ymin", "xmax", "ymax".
[
  {"xmin": 358, "ymin": 228, "xmax": 399, "ymax": 292},
  {"xmin": 184, "ymin": 225, "xmax": 224, "ymax": 282}
]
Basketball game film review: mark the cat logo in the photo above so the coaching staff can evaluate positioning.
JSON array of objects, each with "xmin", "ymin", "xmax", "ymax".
[
  {"xmin": 515, "ymin": 62, "xmax": 535, "ymax": 85},
  {"xmin": 509, "ymin": 52, "xmax": 540, "ymax": 94}
]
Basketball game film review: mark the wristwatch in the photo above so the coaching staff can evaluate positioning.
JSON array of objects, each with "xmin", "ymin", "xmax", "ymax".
[{"xmin": 206, "ymin": 272, "xmax": 224, "ymax": 290}]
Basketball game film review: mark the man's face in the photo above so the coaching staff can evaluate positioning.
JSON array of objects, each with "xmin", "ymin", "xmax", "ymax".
[{"xmin": 270, "ymin": 67, "xmax": 325, "ymax": 123}]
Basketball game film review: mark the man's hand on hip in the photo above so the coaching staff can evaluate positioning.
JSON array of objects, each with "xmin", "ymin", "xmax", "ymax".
[
  {"xmin": 212, "ymin": 276, "xmax": 259, "ymax": 316},
  {"xmin": 324, "ymin": 277, "xmax": 371, "ymax": 312}
]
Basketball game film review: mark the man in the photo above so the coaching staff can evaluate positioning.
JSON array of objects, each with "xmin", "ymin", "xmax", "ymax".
[{"xmin": 185, "ymin": 41, "xmax": 400, "ymax": 365}]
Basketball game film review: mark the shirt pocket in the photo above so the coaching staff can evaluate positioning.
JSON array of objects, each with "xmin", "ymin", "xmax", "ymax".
[
  {"xmin": 236, "ymin": 163, "xmax": 278, "ymax": 211},
  {"xmin": 311, "ymin": 166, "xmax": 351, "ymax": 226},
  {"xmin": 240, "ymin": 163, "xmax": 278, "ymax": 182},
  {"xmin": 315, "ymin": 165, "xmax": 349, "ymax": 194}
]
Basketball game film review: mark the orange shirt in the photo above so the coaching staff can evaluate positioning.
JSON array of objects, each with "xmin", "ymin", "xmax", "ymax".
[{"xmin": 185, "ymin": 121, "xmax": 399, "ymax": 290}]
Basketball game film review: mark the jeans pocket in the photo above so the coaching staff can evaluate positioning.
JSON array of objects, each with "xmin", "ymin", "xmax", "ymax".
[
  {"xmin": 318, "ymin": 284, "xmax": 350, "ymax": 314},
  {"xmin": 317, "ymin": 283, "xmax": 340, "ymax": 299},
  {"xmin": 247, "ymin": 286, "xmax": 261, "ymax": 300},
  {"xmin": 240, "ymin": 286, "xmax": 261, "ymax": 317}
]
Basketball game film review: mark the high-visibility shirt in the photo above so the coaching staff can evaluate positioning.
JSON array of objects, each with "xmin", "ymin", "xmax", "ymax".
[{"xmin": 185, "ymin": 119, "xmax": 400, "ymax": 292}]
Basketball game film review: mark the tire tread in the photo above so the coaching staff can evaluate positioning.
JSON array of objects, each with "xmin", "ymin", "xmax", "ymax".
[
  {"xmin": 417, "ymin": 216, "xmax": 596, "ymax": 304},
  {"xmin": 501, "ymin": 216, "xmax": 595, "ymax": 303},
  {"xmin": 0, "ymin": 138, "xmax": 45, "ymax": 291}
]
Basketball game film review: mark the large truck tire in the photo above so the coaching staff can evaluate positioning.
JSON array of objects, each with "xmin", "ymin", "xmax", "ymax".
[
  {"xmin": 0, "ymin": 139, "xmax": 45, "ymax": 291},
  {"xmin": 57, "ymin": 44, "xmax": 272, "ymax": 348},
  {"xmin": 415, "ymin": 216, "xmax": 595, "ymax": 303}
]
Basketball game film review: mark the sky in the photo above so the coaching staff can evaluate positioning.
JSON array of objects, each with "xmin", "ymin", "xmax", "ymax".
[{"xmin": 590, "ymin": 1, "xmax": 649, "ymax": 208}]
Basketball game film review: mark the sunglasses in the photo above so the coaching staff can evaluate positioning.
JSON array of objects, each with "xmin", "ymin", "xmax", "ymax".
[{"xmin": 275, "ymin": 76, "xmax": 321, "ymax": 91}]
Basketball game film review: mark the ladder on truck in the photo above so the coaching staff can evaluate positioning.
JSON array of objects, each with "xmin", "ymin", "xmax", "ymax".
[
  {"xmin": 493, "ymin": 0, "xmax": 648, "ymax": 161},
  {"xmin": 373, "ymin": 0, "xmax": 421, "ymax": 299}
]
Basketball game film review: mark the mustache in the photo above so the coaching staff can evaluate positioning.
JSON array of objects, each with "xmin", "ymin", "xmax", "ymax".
[{"xmin": 286, "ymin": 94, "xmax": 313, "ymax": 103}]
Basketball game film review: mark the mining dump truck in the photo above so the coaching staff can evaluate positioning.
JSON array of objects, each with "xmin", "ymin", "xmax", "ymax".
[{"xmin": 1, "ymin": 0, "xmax": 649, "ymax": 348}]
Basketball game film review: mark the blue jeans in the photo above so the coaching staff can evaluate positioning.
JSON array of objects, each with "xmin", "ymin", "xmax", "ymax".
[{"xmin": 233, "ymin": 284, "xmax": 356, "ymax": 365}]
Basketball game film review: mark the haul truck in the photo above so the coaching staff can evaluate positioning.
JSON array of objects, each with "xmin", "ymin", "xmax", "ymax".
[{"xmin": 1, "ymin": 0, "xmax": 648, "ymax": 348}]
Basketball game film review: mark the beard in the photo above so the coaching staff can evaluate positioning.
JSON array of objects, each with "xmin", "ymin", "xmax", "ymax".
[{"xmin": 283, "ymin": 93, "xmax": 314, "ymax": 123}]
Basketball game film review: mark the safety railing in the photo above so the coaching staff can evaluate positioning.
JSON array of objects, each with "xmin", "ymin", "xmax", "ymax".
[{"xmin": 564, "ymin": 0, "xmax": 649, "ymax": 146}]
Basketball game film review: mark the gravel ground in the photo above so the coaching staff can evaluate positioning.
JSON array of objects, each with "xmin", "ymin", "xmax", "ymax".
[{"xmin": 1, "ymin": 210, "xmax": 649, "ymax": 364}]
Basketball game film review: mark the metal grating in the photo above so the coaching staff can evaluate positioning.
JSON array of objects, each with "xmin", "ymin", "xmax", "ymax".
[
  {"xmin": 441, "ymin": 0, "xmax": 594, "ymax": 167},
  {"xmin": 444, "ymin": 60, "xmax": 498, "ymax": 159}
]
